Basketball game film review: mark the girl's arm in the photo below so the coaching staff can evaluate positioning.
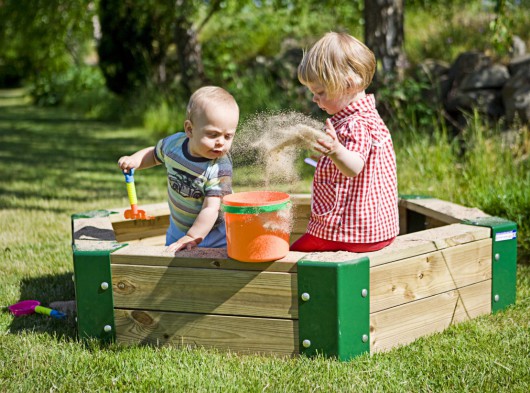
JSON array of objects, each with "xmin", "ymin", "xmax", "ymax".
[
  {"xmin": 167, "ymin": 196, "xmax": 222, "ymax": 252},
  {"xmin": 118, "ymin": 146, "xmax": 160, "ymax": 173},
  {"xmin": 314, "ymin": 119, "xmax": 365, "ymax": 178}
]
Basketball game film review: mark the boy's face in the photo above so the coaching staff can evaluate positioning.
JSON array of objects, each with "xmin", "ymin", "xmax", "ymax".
[
  {"xmin": 185, "ymin": 102, "xmax": 239, "ymax": 160},
  {"xmin": 307, "ymin": 83, "xmax": 357, "ymax": 115}
]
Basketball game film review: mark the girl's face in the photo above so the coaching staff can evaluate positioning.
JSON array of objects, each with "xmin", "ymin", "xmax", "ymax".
[
  {"xmin": 307, "ymin": 83, "xmax": 358, "ymax": 115},
  {"xmin": 185, "ymin": 103, "xmax": 239, "ymax": 160}
]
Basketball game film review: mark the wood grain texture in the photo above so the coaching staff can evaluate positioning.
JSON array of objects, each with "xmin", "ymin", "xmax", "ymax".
[
  {"xmin": 370, "ymin": 239, "xmax": 492, "ymax": 312},
  {"xmin": 114, "ymin": 308, "xmax": 298, "ymax": 356},
  {"xmin": 112, "ymin": 264, "xmax": 298, "ymax": 318},
  {"xmin": 111, "ymin": 215, "xmax": 170, "ymax": 243},
  {"xmin": 370, "ymin": 280, "xmax": 491, "ymax": 353}
]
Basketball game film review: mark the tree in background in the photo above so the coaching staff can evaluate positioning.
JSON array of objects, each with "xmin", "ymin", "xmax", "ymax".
[
  {"xmin": 364, "ymin": 0, "xmax": 407, "ymax": 80},
  {"xmin": 97, "ymin": 0, "xmax": 222, "ymax": 97}
]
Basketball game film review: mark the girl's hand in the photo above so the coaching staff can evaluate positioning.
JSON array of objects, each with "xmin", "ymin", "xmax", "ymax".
[
  {"xmin": 167, "ymin": 235, "xmax": 202, "ymax": 253},
  {"xmin": 314, "ymin": 119, "xmax": 341, "ymax": 157}
]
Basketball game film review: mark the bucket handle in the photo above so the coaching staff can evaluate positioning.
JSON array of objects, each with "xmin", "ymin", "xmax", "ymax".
[{"xmin": 221, "ymin": 200, "xmax": 291, "ymax": 214}]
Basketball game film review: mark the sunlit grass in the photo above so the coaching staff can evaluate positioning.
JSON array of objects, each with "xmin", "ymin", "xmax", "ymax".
[{"xmin": 1, "ymin": 99, "xmax": 529, "ymax": 392}]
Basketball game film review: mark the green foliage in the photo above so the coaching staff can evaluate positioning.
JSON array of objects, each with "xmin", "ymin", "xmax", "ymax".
[
  {"xmin": 29, "ymin": 65, "xmax": 108, "ymax": 107},
  {"xmin": 198, "ymin": 0, "xmax": 364, "ymax": 118},
  {"xmin": 375, "ymin": 75, "xmax": 441, "ymax": 133},
  {"xmin": 489, "ymin": 0, "xmax": 515, "ymax": 56},
  {"xmin": 143, "ymin": 99, "xmax": 187, "ymax": 139},
  {"xmin": 405, "ymin": 0, "xmax": 530, "ymax": 64},
  {"xmin": 0, "ymin": 0, "xmax": 94, "ymax": 96},
  {"xmin": 395, "ymin": 112, "xmax": 530, "ymax": 258}
]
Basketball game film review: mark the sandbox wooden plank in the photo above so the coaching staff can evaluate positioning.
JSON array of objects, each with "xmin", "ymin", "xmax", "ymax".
[
  {"xmin": 110, "ymin": 215, "xmax": 170, "ymax": 243},
  {"xmin": 370, "ymin": 239, "xmax": 492, "ymax": 313},
  {"xmin": 398, "ymin": 204, "xmax": 408, "ymax": 235},
  {"xmin": 109, "ymin": 202, "xmax": 170, "ymax": 219},
  {"xmin": 302, "ymin": 224, "xmax": 491, "ymax": 267},
  {"xmin": 115, "ymin": 309, "xmax": 298, "ymax": 356},
  {"xmin": 112, "ymin": 264, "xmax": 298, "ymax": 319},
  {"xmin": 403, "ymin": 198, "xmax": 490, "ymax": 224},
  {"xmin": 111, "ymin": 244, "xmax": 304, "ymax": 272},
  {"xmin": 125, "ymin": 234, "xmax": 166, "ymax": 246},
  {"xmin": 370, "ymin": 280, "xmax": 491, "ymax": 353}
]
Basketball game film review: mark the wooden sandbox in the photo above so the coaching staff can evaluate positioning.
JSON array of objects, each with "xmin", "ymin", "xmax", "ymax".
[{"xmin": 71, "ymin": 195, "xmax": 517, "ymax": 360}]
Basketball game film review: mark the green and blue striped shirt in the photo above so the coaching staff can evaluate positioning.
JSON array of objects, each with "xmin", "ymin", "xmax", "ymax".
[{"xmin": 155, "ymin": 132, "xmax": 232, "ymax": 233}]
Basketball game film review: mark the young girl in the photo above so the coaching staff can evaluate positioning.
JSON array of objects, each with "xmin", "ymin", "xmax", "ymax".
[{"xmin": 291, "ymin": 32, "xmax": 399, "ymax": 253}]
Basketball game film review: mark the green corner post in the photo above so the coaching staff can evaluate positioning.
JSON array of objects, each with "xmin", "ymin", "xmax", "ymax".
[
  {"xmin": 463, "ymin": 217, "xmax": 517, "ymax": 312},
  {"xmin": 71, "ymin": 212, "xmax": 123, "ymax": 343},
  {"xmin": 297, "ymin": 257, "xmax": 370, "ymax": 361}
]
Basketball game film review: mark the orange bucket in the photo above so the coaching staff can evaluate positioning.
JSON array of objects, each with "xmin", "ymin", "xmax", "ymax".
[{"xmin": 221, "ymin": 191, "xmax": 292, "ymax": 262}]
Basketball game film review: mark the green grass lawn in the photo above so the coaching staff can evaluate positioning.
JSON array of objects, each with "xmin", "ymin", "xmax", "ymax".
[{"xmin": 1, "ymin": 96, "xmax": 529, "ymax": 392}]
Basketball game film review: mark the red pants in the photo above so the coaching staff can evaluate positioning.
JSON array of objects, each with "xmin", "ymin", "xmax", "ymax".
[{"xmin": 290, "ymin": 233, "xmax": 395, "ymax": 253}]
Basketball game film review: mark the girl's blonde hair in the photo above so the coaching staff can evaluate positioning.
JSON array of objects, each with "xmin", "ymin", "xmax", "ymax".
[
  {"xmin": 298, "ymin": 32, "xmax": 376, "ymax": 97},
  {"xmin": 186, "ymin": 86, "xmax": 238, "ymax": 122}
]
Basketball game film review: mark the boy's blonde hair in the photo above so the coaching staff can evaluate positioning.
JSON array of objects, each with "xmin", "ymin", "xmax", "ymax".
[
  {"xmin": 186, "ymin": 86, "xmax": 238, "ymax": 122},
  {"xmin": 298, "ymin": 32, "xmax": 376, "ymax": 97}
]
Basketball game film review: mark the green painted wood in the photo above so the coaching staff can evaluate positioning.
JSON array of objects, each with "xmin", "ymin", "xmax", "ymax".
[
  {"xmin": 297, "ymin": 257, "xmax": 370, "ymax": 361},
  {"xmin": 73, "ymin": 248, "xmax": 115, "ymax": 342},
  {"xmin": 463, "ymin": 217, "xmax": 517, "ymax": 312}
]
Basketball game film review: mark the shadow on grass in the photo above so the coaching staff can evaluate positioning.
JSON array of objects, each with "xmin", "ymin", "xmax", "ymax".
[
  {"xmin": 8, "ymin": 272, "xmax": 77, "ymax": 340},
  {"xmin": 0, "ymin": 104, "xmax": 163, "ymax": 211}
]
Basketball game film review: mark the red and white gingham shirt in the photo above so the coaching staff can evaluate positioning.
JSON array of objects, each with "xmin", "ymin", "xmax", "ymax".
[{"xmin": 308, "ymin": 94, "xmax": 399, "ymax": 243}]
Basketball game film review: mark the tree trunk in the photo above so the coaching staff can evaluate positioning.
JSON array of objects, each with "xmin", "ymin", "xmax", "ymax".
[
  {"xmin": 174, "ymin": 19, "xmax": 207, "ymax": 97},
  {"xmin": 364, "ymin": 0, "xmax": 407, "ymax": 79}
]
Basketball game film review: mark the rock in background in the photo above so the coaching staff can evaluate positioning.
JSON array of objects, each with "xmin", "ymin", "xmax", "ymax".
[{"xmin": 417, "ymin": 36, "xmax": 530, "ymax": 131}]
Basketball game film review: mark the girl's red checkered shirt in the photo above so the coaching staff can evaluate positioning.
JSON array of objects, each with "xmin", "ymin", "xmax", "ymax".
[{"xmin": 307, "ymin": 94, "xmax": 399, "ymax": 243}]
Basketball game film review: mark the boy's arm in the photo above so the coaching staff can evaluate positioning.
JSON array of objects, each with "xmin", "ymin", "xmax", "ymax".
[
  {"xmin": 167, "ymin": 196, "xmax": 222, "ymax": 253},
  {"xmin": 118, "ymin": 146, "xmax": 160, "ymax": 173},
  {"xmin": 315, "ymin": 119, "xmax": 365, "ymax": 178}
]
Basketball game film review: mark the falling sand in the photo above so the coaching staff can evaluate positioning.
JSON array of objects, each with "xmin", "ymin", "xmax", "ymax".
[
  {"xmin": 230, "ymin": 111, "xmax": 330, "ymax": 235},
  {"xmin": 233, "ymin": 111, "xmax": 330, "ymax": 188}
]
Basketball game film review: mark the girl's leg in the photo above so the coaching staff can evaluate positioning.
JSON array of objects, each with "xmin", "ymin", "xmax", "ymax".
[{"xmin": 290, "ymin": 233, "xmax": 395, "ymax": 253}]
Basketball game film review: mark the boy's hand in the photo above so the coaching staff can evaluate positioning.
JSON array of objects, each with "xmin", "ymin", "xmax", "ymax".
[
  {"xmin": 167, "ymin": 235, "xmax": 203, "ymax": 253},
  {"xmin": 118, "ymin": 155, "xmax": 141, "ymax": 173},
  {"xmin": 118, "ymin": 147, "xmax": 158, "ymax": 173},
  {"xmin": 314, "ymin": 119, "xmax": 341, "ymax": 157}
]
